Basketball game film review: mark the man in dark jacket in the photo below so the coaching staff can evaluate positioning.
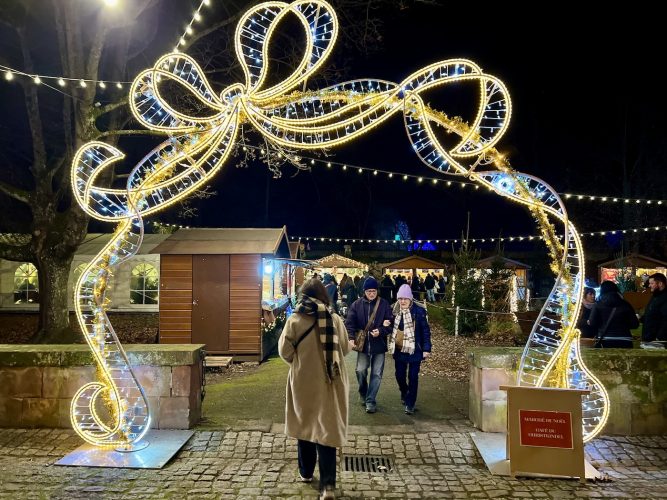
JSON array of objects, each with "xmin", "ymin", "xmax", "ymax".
[
  {"xmin": 642, "ymin": 272, "xmax": 667, "ymax": 346},
  {"xmin": 345, "ymin": 277, "xmax": 393, "ymax": 413}
]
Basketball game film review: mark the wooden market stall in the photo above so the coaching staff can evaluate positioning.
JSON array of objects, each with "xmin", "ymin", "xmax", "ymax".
[
  {"xmin": 597, "ymin": 253, "xmax": 667, "ymax": 310},
  {"xmin": 476, "ymin": 255, "xmax": 531, "ymax": 305},
  {"xmin": 598, "ymin": 253, "xmax": 667, "ymax": 285},
  {"xmin": 153, "ymin": 227, "xmax": 297, "ymax": 361},
  {"xmin": 309, "ymin": 253, "xmax": 368, "ymax": 282},
  {"xmin": 381, "ymin": 255, "xmax": 446, "ymax": 280}
]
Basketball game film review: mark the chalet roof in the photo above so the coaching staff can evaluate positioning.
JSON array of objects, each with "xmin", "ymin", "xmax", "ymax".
[
  {"xmin": 381, "ymin": 255, "xmax": 445, "ymax": 271},
  {"xmin": 476, "ymin": 255, "xmax": 531, "ymax": 270},
  {"xmin": 312, "ymin": 253, "xmax": 367, "ymax": 269},
  {"xmin": 151, "ymin": 227, "xmax": 291, "ymax": 256},
  {"xmin": 597, "ymin": 253, "xmax": 667, "ymax": 269},
  {"xmin": 76, "ymin": 233, "xmax": 169, "ymax": 256}
]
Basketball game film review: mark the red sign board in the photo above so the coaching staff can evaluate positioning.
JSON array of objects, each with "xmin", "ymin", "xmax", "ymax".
[{"xmin": 519, "ymin": 409, "xmax": 573, "ymax": 449}]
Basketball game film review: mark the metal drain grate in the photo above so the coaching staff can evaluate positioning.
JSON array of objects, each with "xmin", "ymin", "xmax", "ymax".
[{"xmin": 342, "ymin": 454, "xmax": 395, "ymax": 473}]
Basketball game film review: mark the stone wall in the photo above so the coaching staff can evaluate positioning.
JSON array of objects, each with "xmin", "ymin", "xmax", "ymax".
[
  {"xmin": 469, "ymin": 347, "xmax": 667, "ymax": 435},
  {"xmin": 0, "ymin": 344, "xmax": 204, "ymax": 429}
]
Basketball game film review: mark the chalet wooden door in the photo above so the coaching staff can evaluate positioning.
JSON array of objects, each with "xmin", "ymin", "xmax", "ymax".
[
  {"xmin": 159, "ymin": 255, "xmax": 193, "ymax": 344},
  {"xmin": 192, "ymin": 255, "xmax": 230, "ymax": 353}
]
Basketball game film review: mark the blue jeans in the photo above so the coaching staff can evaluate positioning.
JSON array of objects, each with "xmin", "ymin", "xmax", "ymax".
[
  {"xmin": 426, "ymin": 288, "xmax": 435, "ymax": 302},
  {"xmin": 394, "ymin": 358, "xmax": 422, "ymax": 409},
  {"xmin": 356, "ymin": 352, "xmax": 385, "ymax": 406}
]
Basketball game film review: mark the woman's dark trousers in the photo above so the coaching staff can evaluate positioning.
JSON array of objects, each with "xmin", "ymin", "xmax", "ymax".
[{"xmin": 298, "ymin": 439, "xmax": 336, "ymax": 490}]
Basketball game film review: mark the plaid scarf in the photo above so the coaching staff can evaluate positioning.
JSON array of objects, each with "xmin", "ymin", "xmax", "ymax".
[
  {"xmin": 294, "ymin": 295, "xmax": 341, "ymax": 382},
  {"xmin": 389, "ymin": 302, "xmax": 416, "ymax": 354}
]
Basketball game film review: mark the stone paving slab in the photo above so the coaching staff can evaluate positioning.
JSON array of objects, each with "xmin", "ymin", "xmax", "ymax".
[{"xmin": 0, "ymin": 424, "xmax": 665, "ymax": 499}]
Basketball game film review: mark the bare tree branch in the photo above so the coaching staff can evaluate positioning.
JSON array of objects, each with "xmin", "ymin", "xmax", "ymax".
[
  {"xmin": 95, "ymin": 128, "xmax": 166, "ymax": 140},
  {"xmin": 0, "ymin": 180, "xmax": 31, "ymax": 204},
  {"xmin": 0, "ymin": 238, "xmax": 32, "ymax": 262}
]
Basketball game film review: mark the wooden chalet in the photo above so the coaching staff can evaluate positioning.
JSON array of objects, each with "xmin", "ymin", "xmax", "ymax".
[{"xmin": 153, "ymin": 227, "xmax": 294, "ymax": 361}]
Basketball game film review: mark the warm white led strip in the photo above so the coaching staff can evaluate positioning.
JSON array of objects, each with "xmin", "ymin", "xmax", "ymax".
[{"xmin": 71, "ymin": 0, "xmax": 607, "ymax": 446}]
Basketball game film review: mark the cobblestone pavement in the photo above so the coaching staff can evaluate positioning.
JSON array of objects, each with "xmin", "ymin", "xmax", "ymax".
[{"xmin": 1, "ymin": 422, "xmax": 666, "ymax": 499}]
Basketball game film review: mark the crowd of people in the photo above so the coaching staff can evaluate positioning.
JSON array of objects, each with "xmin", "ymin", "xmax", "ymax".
[
  {"xmin": 313, "ymin": 270, "xmax": 450, "ymax": 318},
  {"xmin": 278, "ymin": 275, "xmax": 431, "ymax": 499},
  {"xmin": 577, "ymin": 272, "xmax": 667, "ymax": 349},
  {"xmin": 277, "ymin": 270, "xmax": 667, "ymax": 498}
]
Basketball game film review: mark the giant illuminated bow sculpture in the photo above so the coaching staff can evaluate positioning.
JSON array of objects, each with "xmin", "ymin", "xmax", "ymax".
[{"xmin": 71, "ymin": 0, "xmax": 608, "ymax": 446}]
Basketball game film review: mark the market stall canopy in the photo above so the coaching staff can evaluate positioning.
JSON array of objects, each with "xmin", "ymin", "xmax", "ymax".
[
  {"xmin": 381, "ymin": 255, "xmax": 445, "ymax": 273},
  {"xmin": 152, "ymin": 227, "xmax": 291, "ymax": 257},
  {"xmin": 273, "ymin": 258, "xmax": 313, "ymax": 268},
  {"xmin": 313, "ymin": 253, "xmax": 367, "ymax": 270},
  {"xmin": 476, "ymin": 256, "xmax": 531, "ymax": 270}
]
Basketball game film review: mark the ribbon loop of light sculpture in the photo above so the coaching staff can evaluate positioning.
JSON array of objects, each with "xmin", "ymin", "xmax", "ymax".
[{"xmin": 71, "ymin": 0, "xmax": 607, "ymax": 447}]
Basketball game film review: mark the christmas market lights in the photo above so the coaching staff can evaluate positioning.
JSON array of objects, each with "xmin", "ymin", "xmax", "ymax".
[
  {"xmin": 0, "ymin": 63, "xmax": 128, "ymax": 91},
  {"xmin": 229, "ymin": 144, "xmax": 667, "ymax": 206},
  {"xmin": 72, "ymin": 0, "xmax": 608, "ymax": 443}
]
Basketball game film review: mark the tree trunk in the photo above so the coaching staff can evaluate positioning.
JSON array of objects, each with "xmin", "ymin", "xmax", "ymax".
[{"xmin": 32, "ymin": 254, "xmax": 79, "ymax": 344}]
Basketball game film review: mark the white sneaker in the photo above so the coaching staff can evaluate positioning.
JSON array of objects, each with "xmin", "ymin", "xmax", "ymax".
[
  {"xmin": 640, "ymin": 341, "xmax": 665, "ymax": 349},
  {"xmin": 319, "ymin": 487, "xmax": 335, "ymax": 500}
]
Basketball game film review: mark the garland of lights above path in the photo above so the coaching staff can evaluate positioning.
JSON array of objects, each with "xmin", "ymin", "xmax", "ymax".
[{"xmin": 70, "ymin": 0, "xmax": 608, "ymax": 446}]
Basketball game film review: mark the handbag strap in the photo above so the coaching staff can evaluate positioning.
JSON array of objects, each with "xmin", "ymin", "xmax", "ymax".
[
  {"xmin": 596, "ymin": 307, "xmax": 617, "ymax": 342},
  {"xmin": 364, "ymin": 299, "xmax": 381, "ymax": 333},
  {"xmin": 294, "ymin": 319, "xmax": 318, "ymax": 349}
]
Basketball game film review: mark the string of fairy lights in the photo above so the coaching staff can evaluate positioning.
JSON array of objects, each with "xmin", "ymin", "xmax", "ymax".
[
  {"xmin": 175, "ymin": 0, "xmax": 213, "ymax": 52},
  {"xmin": 1, "ymin": 0, "xmax": 215, "ymax": 93},
  {"xmin": 149, "ymin": 221, "xmax": 667, "ymax": 242},
  {"xmin": 237, "ymin": 144, "xmax": 667, "ymax": 205}
]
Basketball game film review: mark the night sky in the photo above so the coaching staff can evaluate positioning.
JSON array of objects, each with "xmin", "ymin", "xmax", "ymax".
[
  {"xmin": 159, "ymin": 2, "xmax": 666, "ymax": 245},
  {"xmin": 2, "ymin": 1, "xmax": 666, "ymax": 254}
]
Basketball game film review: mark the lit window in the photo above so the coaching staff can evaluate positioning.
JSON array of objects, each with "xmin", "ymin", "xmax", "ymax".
[
  {"xmin": 14, "ymin": 263, "xmax": 39, "ymax": 304},
  {"xmin": 130, "ymin": 263, "xmax": 159, "ymax": 305}
]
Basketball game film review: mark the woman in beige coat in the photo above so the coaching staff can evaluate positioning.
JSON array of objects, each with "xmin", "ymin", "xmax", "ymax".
[{"xmin": 279, "ymin": 278, "xmax": 351, "ymax": 500}]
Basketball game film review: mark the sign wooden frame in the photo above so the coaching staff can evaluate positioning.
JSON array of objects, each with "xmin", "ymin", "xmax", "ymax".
[{"xmin": 501, "ymin": 385, "xmax": 589, "ymax": 483}]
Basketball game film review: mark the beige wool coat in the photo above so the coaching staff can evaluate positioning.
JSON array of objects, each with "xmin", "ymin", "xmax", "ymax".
[{"xmin": 278, "ymin": 311, "xmax": 350, "ymax": 448}]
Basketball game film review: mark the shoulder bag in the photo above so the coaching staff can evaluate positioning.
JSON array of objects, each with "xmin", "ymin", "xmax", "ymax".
[{"xmin": 352, "ymin": 299, "xmax": 381, "ymax": 352}]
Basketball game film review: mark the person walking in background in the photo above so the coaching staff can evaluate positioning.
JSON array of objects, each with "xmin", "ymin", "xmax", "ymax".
[
  {"xmin": 278, "ymin": 278, "xmax": 350, "ymax": 500},
  {"xmin": 641, "ymin": 272, "xmax": 667, "ymax": 348},
  {"xmin": 577, "ymin": 287, "xmax": 597, "ymax": 340},
  {"xmin": 345, "ymin": 276, "xmax": 393, "ymax": 413},
  {"xmin": 339, "ymin": 274, "xmax": 358, "ymax": 317},
  {"xmin": 389, "ymin": 284, "xmax": 432, "ymax": 414},
  {"xmin": 588, "ymin": 280, "xmax": 638, "ymax": 348},
  {"xmin": 322, "ymin": 273, "xmax": 338, "ymax": 312},
  {"xmin": 437, "ymin": 274, "xmax": 446, "ymax": 300},
  {"xmin": 424, "ymin": 272, "xmax": 436, "ymax": 302},
  {"xmin": 380, "ymin": 274, "xmax": 394, "ymax": 302}
]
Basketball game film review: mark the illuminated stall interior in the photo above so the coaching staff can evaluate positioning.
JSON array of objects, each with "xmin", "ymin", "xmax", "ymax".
[{"xmin": 381, "ymin": 255, "xmax": 446, "ymax": 281}]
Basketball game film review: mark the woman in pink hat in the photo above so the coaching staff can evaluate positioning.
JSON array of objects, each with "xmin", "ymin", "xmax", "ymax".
[{"xmin": 389, "ymin": 284, "xmax": 432, "ymax": 414}]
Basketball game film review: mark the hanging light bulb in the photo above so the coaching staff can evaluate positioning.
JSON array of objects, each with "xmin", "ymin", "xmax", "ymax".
[
  {"xmin": 4, "ymin": 71, "xmax": 13, "ymax": 81},
  {"xmin": 58, "ymin": 78, "xmax": 66, "ymax": 86},
  {"xmin": 33, "ymin": 76, "xmax": 41, "ymax": 84}
]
